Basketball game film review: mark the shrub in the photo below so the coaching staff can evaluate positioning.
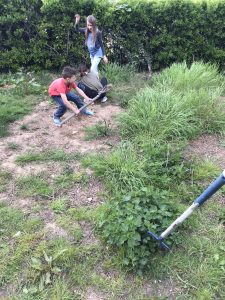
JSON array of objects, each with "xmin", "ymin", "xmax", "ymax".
[{"xmin": 99, "ymin": 187, "xmax": 181, "ymax": 271}]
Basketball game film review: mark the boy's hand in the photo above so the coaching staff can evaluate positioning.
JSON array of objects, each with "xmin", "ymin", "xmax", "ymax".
[
  {"xmin": 83, "ymin": 97, "xmax": 91, "ymax": 103},
  {"xmin": 74, "ymin": 14, "xmax": 80, "ymax": 23},
  {"xmin": 73, "ymin": 108, "xmax": 80, "ymax": 115}
]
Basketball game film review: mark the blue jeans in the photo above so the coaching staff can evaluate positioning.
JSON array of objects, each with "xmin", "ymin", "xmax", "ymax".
[
  {"xmin": 90, "ymin": 56, "xmax": 101, "ymax": 76},
  {"xmin": 51, "ymin": 92, "xmax": 85, "ymax": 118}
]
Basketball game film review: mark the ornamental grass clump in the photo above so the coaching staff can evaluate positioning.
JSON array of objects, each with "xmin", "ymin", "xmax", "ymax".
[
  {"xmin": 119, "ymin": 62, "xmax": 225, "ymax": 140},
  {"xmin": 83, "ymin": 142, "xmax": 148, "ymax": 194},
  {"xmin": 152, "ymin": 61, "xmax": 225, "ymax": 93}
]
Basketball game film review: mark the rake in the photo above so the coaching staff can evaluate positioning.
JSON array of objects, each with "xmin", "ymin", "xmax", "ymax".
[
  {"xmin": 147, "ymin": 170, "xmax": 225, "ymax": 251},
  {"xmin": 60, "ymin": 85, "xmax": 110, "ymax": 127}
]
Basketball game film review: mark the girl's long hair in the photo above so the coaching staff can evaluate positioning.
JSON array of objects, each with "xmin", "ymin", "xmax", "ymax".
[{"xmin": 85, "ymin": 15, "xmax": 98, "ymax": 45}]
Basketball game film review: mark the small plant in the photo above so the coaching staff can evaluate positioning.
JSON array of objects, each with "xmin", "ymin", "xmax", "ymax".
[
  {"xmin": 99, "ymin": 187, "xmax": 181, "ymax": 271},
  {"xmin": 84, "ymin": 120, "xmax": 114, "ymax": 140},
  {"xmin": 50, "ymin": 198, "xmax": 68, "ymax": 214},
  {"xmin": 30, "ymin": 249, "xmax": 68, "ymax": 291},
  {"xmin": 17, "ymin": 174, "xmax": 52, "ymax": 198},
  {"xmin": 214, "ymin": 246, "xmax": 225, "ymax": 272},
  {"xmin": 102, "ymin": 63, "xmax": 136, "ymax": 84},
  {"xmin": 0, "ymin": 170, "xmax": 12, "ymax": 192},
  {"xmin": 53, "ymin": 172, "xmax": 88, "ymax": 190},
  {"xmin": 82, "ymin": 142, "xmax": 147, "ymax": 194},
  {"xmin": 20, "ymin": 124, "xmax": 29, "ymax": 131},
  {"xmin": 7, "ymin": 142, "xmax": 20, "ymax": 150}
]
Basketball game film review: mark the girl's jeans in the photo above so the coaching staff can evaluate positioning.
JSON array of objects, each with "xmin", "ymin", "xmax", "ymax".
[
  {"xmin": 90, "ymin": 56, "xmax": 101, "ymax": 76},
  {"xmin": 52, "ymin": 92, "xmax": 85, "ymax": 118}
]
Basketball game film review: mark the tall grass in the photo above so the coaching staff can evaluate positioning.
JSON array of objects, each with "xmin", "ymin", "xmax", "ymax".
[
  {"xmin": 101, "ymin": 62, "xmax": 136, "ymax": 84},
  {"xmin": 119, "ymin": 62, "xmax": 225, "ymax": 140},
  {"xmin": 82, "ymin": 142, "xmax": 147, "ymax": 194},
  {"xmin": 151, "ymin": 61, "xmax": 225, "ymax": 93},
  {"xmin": 100, "ymin": 62, "xmax": 148, "ymax": 106}
]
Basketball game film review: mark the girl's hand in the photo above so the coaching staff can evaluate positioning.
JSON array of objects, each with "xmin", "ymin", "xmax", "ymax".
[
  {"xmin": 103, "ymin": 56, "xmax": 108, "ymax": 64},
  {"xmin": 74, "ymin": 14, "xmax": 80, "ymax": 23}
]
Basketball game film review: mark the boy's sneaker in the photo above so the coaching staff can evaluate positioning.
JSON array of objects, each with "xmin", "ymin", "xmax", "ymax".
[
  {"xmin": 101, "ymin": 96, "xmax": 108, "ymax": 103},
  {"xmin": 53, "ymin": 116, "xmax": 61, "ymax": 126},
  {"xmin": 82, "ymin": 110, "xmax": 95, "ymax": 116}
]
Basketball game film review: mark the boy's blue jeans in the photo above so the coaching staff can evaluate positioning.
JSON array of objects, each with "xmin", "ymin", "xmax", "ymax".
[{"xmin": 52, "ymin": 92, "xmax": 85, "ymax": 118}]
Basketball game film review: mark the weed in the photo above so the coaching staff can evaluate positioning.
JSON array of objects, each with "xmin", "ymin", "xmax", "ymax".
[
  {"xmin": 28, "ymin": 249, "xmax": 68, "ymax": 292},
  {"xmin": 82, "ymin": 142, "xmax": 147, "ymax": 194},
  {"xmin": 84, "ymin": 120, "xmax": 114, "ymax": 140},
  {"xmin": 17, "ymin": 174, "xmax": 53, "ymax": 198},
  {"xmin": 0, "ymin": 71, "xmax": 51, "ymax": 137},
  {"xmin": 0, "ymin": 170, "xmax": 12, "ymax": 192},
  {"xmin": 20, "ymin": 124, "xmax": 29, "ymax": 130},
  {"xmin": 7, "ymin": 142, "xmax": 20, "ymax": 150},
  {"xmin": 101, "ymin": 63, "xmax": 136, "ymax": 84},
  {"xmin": 16, "ymin": 149, "xmax": 81, "ymax": 165},
  {"xmin": 56, "ymin": 215, "xmax": 83, "ymax": 242},
  {"xmin": 53, "ymin": 172, "xmax": 88, "ymax": 190},
  {"xmin": 50, "ymin": 198, "xmax": 68, "ymax": 214}
]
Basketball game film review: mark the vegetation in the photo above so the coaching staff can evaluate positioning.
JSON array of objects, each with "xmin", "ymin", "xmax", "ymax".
[
  {"xmin": 1, "ymin": 0, "xmax": 225, "ymax": 71},
  {"xmin": 0, "ymin": 62, "xmax": 225, "ymax": 299}
]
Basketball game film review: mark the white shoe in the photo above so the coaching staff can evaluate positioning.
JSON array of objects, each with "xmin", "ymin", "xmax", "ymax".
[{"xmin": 101, "ymin": 96, "xmax": 108, "ymax": 103}]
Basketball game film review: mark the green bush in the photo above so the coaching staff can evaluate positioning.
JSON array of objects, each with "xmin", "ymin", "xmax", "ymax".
[
  {"xmin": 99, "ymin": 187, "xmax": 181, "ymax": 271},
  {"xmin": 1, "ymin": 0, "xmax": 225, "ymax": 71}
]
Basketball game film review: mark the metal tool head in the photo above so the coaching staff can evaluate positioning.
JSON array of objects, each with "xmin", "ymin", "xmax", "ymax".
[{"xmin": 147, "ymin": 231, "xmax": 171, "ymax": 251}]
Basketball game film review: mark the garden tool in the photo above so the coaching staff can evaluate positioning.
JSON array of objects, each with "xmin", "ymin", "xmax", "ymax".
[
  {"xmin": 147, "ymin": 170, "xmax": 225, "ymax": 251},
  {"xmin": 60, "ymin": 85, "xmax": 110, "ymax": 127}
]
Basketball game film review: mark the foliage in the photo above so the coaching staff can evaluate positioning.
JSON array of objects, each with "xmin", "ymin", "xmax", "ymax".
[
  {"xmin": 16, "ymin": 149, "xmax": 81, "ymax": 165},
  {"xmin": 82, "ymin": 141, "xmax": 148, "ymax": 194},
  {"xmin": 99, "ymin": 187, "xmax": 181, "ymax": 271},
  {"xmin": 17, "ymin": 174, "xmax": 53, "ymax": 198},
  {"xmin": 0, "ymin": 170, "xmax": 12, "ymax": 192},
  {"xmin": 84, "ymin": 120, "xmax": 114, "ymax": 140},
  {"xmin": 28, "ymin": 249, "xmax": 68, "ymax": 292},
  {"xmin": 1, "ymin": 0, "xmax": 225, "ymax": 71},
  {"xmin": 119, "ymin": 62, "xmax": 225, "ymax": 139},
  {"xmin": 0, "ymin": 71, "xmax": 51, "ymax": 137}
]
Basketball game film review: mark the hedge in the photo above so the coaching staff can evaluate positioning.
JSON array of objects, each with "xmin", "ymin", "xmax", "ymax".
[{"xmin": 1, "ymin": 0, "xmax": 225, "ymax": 71}]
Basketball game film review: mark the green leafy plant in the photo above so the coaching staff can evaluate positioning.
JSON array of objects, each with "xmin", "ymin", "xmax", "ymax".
[
  {"xmin": 16, "ymin": 149, "xmax": 81, "ymax": 165},
  {"xmin": 99, "ymin": 187, "xmax": 181, "ymax": 271},
  {"xmin": 30, "ymin": 249, "xmax": 68, "ymax": 291},
  {"xmin": 17, "ymin": 174, "xmax": 52, "ymax": 198}
]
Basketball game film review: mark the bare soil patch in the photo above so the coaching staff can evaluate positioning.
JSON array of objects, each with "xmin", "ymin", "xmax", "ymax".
[{"xmin": 185, "ymin": 134, "xmax": 225, "ymax": 168}]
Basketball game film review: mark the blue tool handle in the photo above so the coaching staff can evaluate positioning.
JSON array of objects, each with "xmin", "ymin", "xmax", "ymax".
[{"xmin": 194, "ymin": 170, "xmax": 225, "ymax": 206}]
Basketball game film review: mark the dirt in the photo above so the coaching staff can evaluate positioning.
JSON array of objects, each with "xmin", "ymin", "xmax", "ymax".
[
  {"xmin": 185, "ymin": 134, "xmax": 225, "ymax": 169},
  {"xmin": 0, "ymin": 99, "xmax": 122, "ymax": 230},
  {"xmin": 1, "ymin": 98, "xmax": 225, "ymax": 299}
]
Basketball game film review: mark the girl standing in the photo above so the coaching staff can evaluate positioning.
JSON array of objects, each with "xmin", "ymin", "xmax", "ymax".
[{"xmin": 74, "ymin": 14, "xmax": 108, "ymax": 76}]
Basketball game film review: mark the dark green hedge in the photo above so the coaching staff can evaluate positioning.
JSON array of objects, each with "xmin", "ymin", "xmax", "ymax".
[{"xmin": 1, "ymin": 0, "xmax": 225, "ymax": 71}]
